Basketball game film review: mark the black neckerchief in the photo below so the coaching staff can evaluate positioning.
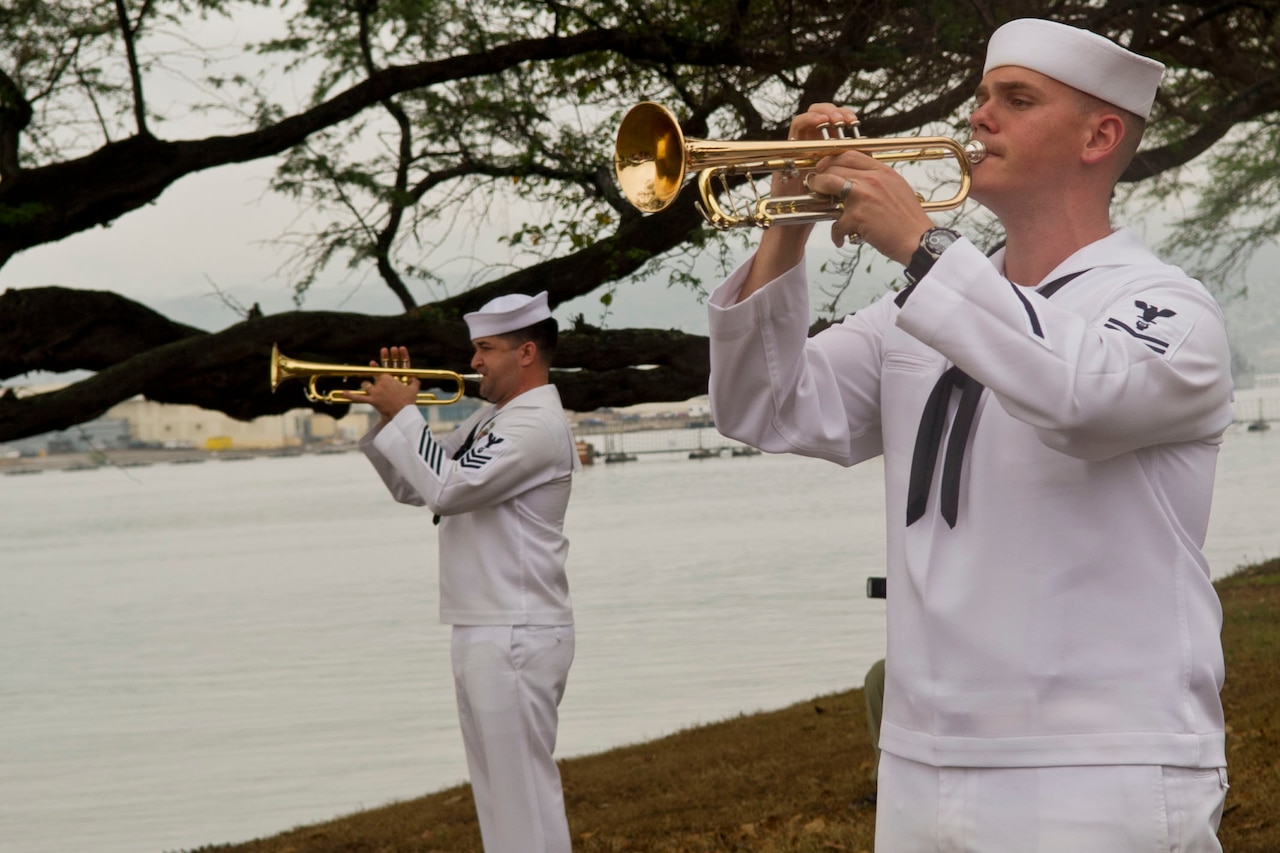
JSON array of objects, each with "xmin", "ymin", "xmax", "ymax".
[{"xmin": 904, "ymin": 269, "xmax": 1089, "ymax": 528}]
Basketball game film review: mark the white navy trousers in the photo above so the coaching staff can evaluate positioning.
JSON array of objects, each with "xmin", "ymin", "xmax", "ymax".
[
  {"xmin": 876, "ymin": 752, "xmax": 1228, "ymax": 852},
  {"xmin": 451, "ymin": 624, "xmax": 575, "ymax": 853}
]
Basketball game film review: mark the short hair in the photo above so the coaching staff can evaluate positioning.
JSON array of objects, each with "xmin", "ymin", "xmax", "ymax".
[
  {"xmin": 498, "ymin": 317, "xmax": 559, "ymax": 366},
  {"xmin": 1075, "ymin": 90, "xmax": 1146, "ymax": 179}
]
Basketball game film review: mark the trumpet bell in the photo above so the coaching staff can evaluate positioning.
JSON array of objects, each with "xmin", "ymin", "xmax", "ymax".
[
  {"xmin": 615, "ymin": 101, "xmax": 689, "ymax": 213},
  {"xmin": 270, "ymin": 344, "xmax": 472, "ymax": 406},
  {"xmin": 269, "ymin": 343, "xmax": 289, "ymax": 394}
]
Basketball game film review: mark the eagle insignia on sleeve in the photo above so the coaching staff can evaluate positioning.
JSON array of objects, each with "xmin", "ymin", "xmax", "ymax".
[
  {"xmin": 1104, "ymin": 299, "xmax": 1179, "ymax": 355},
  {"xmin": 1133, "ymin": 300, "xmax": 1176, "ymax": 330}
]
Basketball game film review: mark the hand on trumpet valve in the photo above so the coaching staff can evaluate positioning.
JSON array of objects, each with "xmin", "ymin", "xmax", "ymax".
[
  {"xmin": 819, "ymin": 115, "xmax": 861, "ymax": 140},
  {"xmin": 798, "ymin": 151, "xmax": 934, "ymax": 256},
  {"xmin": 335, "ymin": 346, "xmax": 422, "ymax": 423},
  {"xmin": 803, "ymin": 172, "xmax": 856, "ymax": 205},
  {"xmin": 791, "ymin": 103, "xmax": 861, "ymax": 142}
]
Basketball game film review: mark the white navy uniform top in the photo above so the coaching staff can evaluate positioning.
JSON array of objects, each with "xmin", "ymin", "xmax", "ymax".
[
  {"xmin": 708, "ymin": 227, "xmax": 1234, "ymax": 770},
  {"xmin": 359, "ymin": 383, "xmax": 580, "ymax": 626}
]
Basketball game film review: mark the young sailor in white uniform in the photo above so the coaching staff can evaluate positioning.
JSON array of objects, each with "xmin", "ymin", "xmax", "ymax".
[
  {"xmin": 707, "ymin": 19, "xmax": 1234, "ymax": 851},
  {"xmin": 349, "ymin": 291, "xmax": 579, "ymax": 853}
]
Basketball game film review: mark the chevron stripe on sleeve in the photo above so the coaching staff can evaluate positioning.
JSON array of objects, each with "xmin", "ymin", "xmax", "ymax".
[{"xmin": 417, "ymin": 425, "xmax": 445, "ymax": 476}]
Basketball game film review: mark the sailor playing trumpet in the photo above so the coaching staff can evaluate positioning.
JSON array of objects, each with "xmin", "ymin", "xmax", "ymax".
[{"xmin": 706, "ymin": 18, "xmax": 1233, "ymax": 851}]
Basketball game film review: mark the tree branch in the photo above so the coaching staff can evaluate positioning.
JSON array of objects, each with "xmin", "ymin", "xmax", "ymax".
[
  {"xmin": 1124, "ymin": 73, "xmax": 1280, "ymax": 181},
  {"xmin": 0, "ymin": 286, "xmax": 709, "ymax": 441},
  {"xmin": 0, "ymin": 26, "xmax": 816, "ymax": 266}
]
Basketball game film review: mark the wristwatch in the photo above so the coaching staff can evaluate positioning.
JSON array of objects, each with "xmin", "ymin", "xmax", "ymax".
[{"xmin": 904, "ymin": 227, "xmax": 961, "ymax": 284}]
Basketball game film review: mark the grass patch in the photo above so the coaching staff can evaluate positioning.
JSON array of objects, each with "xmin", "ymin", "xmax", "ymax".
[{"xmin": 191, "ymin": 558, "xmax": 1280, "ymax": 852}]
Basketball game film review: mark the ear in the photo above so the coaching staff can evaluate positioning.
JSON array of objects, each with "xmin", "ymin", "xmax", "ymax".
[
  {"xmin": 1081, "ymin": 113, "xmax": 1125, "ymax": 166},
  {"xmin": 518, "ymin": 340, "xmax": 538, "ymax": 367}
]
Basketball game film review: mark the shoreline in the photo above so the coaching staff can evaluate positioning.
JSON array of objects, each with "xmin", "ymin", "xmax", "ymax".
[
  {"xmin": 192, "ymin": 560, "xmax": 1280, "ymax": 853},
  {"xmin": 0, "ymin": 443, "xmax": 361, "ymax": 475}
]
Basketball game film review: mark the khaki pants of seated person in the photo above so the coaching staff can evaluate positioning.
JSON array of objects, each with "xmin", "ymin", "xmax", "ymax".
[{"xmin": 451, "ymin": 624, "xmax": 575, "ymax": 853}]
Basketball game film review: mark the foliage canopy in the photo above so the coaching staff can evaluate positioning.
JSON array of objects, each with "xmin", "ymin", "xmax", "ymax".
[{"xmin": 1, "ymin": 0, "xmax": 1278, "ymax": 441}]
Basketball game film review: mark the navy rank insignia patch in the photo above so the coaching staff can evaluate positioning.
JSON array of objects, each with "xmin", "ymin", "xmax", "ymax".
[
  {"xmin": 459, "ymin": 432, "xmax": 506, "ymax": 470},
  {"xmin": 1104, "ymin": 299, "xmax": 1179, "ymax": 355}
]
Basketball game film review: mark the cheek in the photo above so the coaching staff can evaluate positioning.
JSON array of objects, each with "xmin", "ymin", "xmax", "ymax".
[
  {"xmin": 1024, "ymin": 118, "xmax": 1079, "ymax": 158},
  {"xmin": 992, "ymin": 134, "xmax": 1051, "ymax": 173}
]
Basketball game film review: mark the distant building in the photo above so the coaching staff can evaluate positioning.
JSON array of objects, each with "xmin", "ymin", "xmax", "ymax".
[
  {"xmin": 6, "ymin": 393, "xmax": 483, "ymax": 456},
  {"xmin": 113, "ymin": 397, "xmax": 317, "ymax": 450},
  {"xmin": 425, "ymin": 396, "xmax": 484, "ymax": 429},
  {"xmin": 5, "ymin": 417, "xmax": 131, "ymax": 456}
]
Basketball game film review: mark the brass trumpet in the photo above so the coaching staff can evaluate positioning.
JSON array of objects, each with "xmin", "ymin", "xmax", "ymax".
[
  {"xmin": 270, "ymin": 344, "xmax": 478, "ymax": 406},
  {"xmin": 614, "ymin": 101, "xmax": 986, "ymax": 230}
]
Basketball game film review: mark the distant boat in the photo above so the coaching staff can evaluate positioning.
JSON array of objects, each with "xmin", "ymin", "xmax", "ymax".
[
  {"xmin": 688, "ymin": 447, "xmax": 720, "ymax": 460},
  {"xmin": 1246, "ymin": 401, "xmax": 1270, "ymax": 432},
  {"xmin": 730, "ymin": 446, "xmax": 761, "ymax": 457},
  {"xmin": 604, "ymin": 452, "xmax": 637, "ymax": 464}
]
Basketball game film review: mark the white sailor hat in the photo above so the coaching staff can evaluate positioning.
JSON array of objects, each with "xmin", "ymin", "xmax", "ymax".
[
  {"xmin": 983, "ymin": 19, "xmax": 1165, "ymax": 120},
  {"xmin": 464, "ymin": 291, "xmax": 552, "ymax": 339}
]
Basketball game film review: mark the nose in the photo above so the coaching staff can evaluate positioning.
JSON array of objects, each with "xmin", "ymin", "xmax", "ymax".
[
  {"xmin": 969, "ymin": 101, "xmax": 994, "ymax": 135},
  {"xmin": 470, "ymin": 351, "xmax": 483, "ymax": 371}
]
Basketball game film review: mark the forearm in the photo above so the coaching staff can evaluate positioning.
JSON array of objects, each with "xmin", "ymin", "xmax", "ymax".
[
  {"xmin": 359, "ymin": 419, "xmax": 427, "ymax": 506},
  {"xmin": 709, "ymin": 262, "xmax": 886, "ymax": 464},
  {"xmin": 737, "ymin": 224, "xmax": 815, "ymax": 302}
]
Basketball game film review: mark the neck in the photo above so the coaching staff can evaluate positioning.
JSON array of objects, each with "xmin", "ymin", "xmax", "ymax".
[{"xmin": 995, "ymin": 198, "xmax": 1113, "ymax": 286}]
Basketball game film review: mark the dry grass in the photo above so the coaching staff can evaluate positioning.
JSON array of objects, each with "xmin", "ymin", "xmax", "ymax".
[
  {"xmin": 1216, "ymin": 559, "xmax": 1280, "ymax": 851},
  {"xmin": 190, "ymin": 559, "xmax": 1280, "ymax": 853}
]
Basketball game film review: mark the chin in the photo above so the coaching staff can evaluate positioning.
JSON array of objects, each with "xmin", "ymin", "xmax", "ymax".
[{"xmin": 967, "ymin": 180, "xmax": 1001, "ymax": 211}]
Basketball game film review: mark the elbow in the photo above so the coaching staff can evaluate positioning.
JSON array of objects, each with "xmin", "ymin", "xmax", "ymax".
[
  {"xmin": 385, "ymin": 482, "xmax": 427, "ymax": 506},
  {"xmin": 1032, "ymin": 425, "xmax": 1125, "ymax": 461},
  {"xmin": 1031, "ymin": 398, "xmax": 1231, "ymax": 461}
]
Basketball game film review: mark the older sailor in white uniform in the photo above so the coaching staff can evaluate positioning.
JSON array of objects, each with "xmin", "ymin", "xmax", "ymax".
[
  {"xmin": 351, "ymin": 291, "xmax": 579, "ymax": 853},
  {"xmin": 708, "ymin": 19, "xmax": 1233, "ymax": 851}
]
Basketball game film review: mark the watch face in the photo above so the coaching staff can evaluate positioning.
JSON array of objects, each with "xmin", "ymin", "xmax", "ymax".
[{"xmin": 924, "ymin": 228, "xmax": 959, "ymax": 257}]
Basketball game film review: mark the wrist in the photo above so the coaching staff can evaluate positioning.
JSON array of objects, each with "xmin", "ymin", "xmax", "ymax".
[{"xmin": 904, "ymin": 227, "xmax": 961, "ymax": 284}]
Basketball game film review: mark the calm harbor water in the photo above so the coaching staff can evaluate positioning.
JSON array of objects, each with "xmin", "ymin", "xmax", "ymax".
[{"xmin": 2, "ymin": 424, "xmax": 1276, "ymax": 853}]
